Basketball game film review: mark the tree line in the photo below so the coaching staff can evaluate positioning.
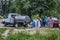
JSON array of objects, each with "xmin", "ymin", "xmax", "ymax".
[{"xmin": 4, "ymin": 0, "xmax": 60, "ymax": 18}]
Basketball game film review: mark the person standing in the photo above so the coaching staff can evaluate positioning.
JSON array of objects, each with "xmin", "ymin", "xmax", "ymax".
[
  {"xmin": 30, "ymin": 19, "xmax": 35, "ymax": 27},
  {"xmin": 44, "ymin": 16, "xmax": 48, "ymax": 27},
  {"xmin": 34, "ymin": 18, "xmax": 38, "ymax": 28},
  {"xmin": 47, "ymin": 16, "xmax": 53, "ymax": 28},
  {"xmin": 37, "ymin": 19, "xmax": 41, "ymax": 28},
  {"xmin": 37, "ymin": 17, "xmax": 42, "ymax": 28},
  {"xmin": 58, "ymin": 16, "xmax": 60, "ymax": 28},
  {"xmin": 11, "ymin": 15, "xmax": 16, "ymax": 27}
]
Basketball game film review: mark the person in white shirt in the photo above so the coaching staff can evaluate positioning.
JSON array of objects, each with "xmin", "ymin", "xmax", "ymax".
[
  {"xmin": 37, "ymin": 17, "xmax": 42, "ymax": 28},
  {"xmin": 33, "ymin": 18, "xmax": 38, "ymax": 28}
]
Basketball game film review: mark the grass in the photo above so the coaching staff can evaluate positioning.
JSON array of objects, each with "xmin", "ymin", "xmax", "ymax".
[
  {"xmin": 0, "ymin": 28, "xmax": 7, "ymax": 36},
  {"xmin": 6, "ymin": 28, "xmax": 60, "ymax": 40},
  {"xmin": 0, "ymin": 28, "xmax": 7, "ymax": 40}
]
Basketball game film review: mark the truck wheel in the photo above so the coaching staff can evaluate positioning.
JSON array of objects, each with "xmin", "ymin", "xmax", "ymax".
[
  {"xmin": 2, "ymin": 21, "xmax": 5, "ymax": 24},
  {"xmin": 23, "ymin": 22, "xmax": 27, "ymax": 27},
  {"xmin": 24, "ymin": 24, "xmax": 28, "ymax": 27},
  {"xmin": 4, "ymin": 23, "xmax": 7, "ymax": 27}
]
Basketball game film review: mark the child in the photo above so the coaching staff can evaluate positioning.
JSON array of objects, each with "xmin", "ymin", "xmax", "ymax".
[{"xmin": 30, "ymin": 21, "xmax": 35, "ymax": 27}]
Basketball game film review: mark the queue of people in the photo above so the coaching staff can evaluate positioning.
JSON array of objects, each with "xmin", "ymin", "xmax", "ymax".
[{"xmin": 29, "ymin": 16, "xmax": 60, "ymax": 28}]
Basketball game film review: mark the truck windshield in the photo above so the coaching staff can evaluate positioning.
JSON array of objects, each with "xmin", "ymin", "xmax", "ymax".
[
  {"xmin": 11, "ymin": 15, "xmax": 16, "ymax": 17},
  {"xmin": 11, "ymin": 14, "xmax": 19, "ymax": 17}
]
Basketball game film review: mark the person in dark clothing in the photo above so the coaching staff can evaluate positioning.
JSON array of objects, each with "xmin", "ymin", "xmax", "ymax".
[
  {"xmin": 11, "ymin": 15, "xmax": 16, "ymax": 27},
  {"xmin": 44, "ymin": 16, "xmax": 48, "ymax": 27}
]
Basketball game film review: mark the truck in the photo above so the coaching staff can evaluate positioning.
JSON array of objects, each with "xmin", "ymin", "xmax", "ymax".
[{"xmin": 2, "ymin": 13, "xmax": 31, "ymax": 27}]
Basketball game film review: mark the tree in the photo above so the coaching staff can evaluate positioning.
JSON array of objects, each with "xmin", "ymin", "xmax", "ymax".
[{"xmin": 9, "ymin": 0, "xmax": 60, "ymax": 18}]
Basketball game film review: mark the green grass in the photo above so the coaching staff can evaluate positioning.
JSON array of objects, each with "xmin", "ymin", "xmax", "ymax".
[
  {"xmin": 0, "ymin": 28, "xmax": 7, "ymax": 40},
  {"xmin": 0, "ymin": 28, "xmax": 7, "ymax": 36},
  {"xmin": 6, "ymin": 28, "xmax": 60, "ymax": 40}
]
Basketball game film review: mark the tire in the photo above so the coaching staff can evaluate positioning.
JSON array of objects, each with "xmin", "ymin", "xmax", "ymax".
[
  {"xmin": 4, "ymin": 23, "xmax": 7, "ymax": 27},
  {"xmin": 23, "ymin": 23, "xmax": 28, "ymax": 27},
  {"xmin": 2, "ymin": 21, "xmax": 5, "ymax": 24}
]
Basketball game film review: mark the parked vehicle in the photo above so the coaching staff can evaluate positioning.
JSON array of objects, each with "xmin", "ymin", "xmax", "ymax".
[
  {"xmin": 2, "ymin": 13, "xmax": 31, "ymax": 27},
  {"xmin": 52, "ymin": 18, "xmax": 59, "ymax": 27}
]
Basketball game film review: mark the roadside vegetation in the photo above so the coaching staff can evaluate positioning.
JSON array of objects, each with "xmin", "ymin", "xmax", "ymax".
[
  {"xmin": 2, "ymin": 0, "xmax": 60, "ymax": 19},
  {"xmin": 0, "ymin": 28, "xmax": 7, "ymax": 36},
  {"xmin": 0, "ymin": 28, "xmax": 60, "ymax": 40},
  {"xmin": 0, "ymin": 28, "xmax": 7, "ymax": 40},
  {"xmin": 6, "ymin": 28, "xmax": 60, "ymax": 40}
]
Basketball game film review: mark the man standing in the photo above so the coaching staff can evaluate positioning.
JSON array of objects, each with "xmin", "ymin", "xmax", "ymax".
[
  {"xmin": 37, "ymin": 17, "xmax": 42, "ymax": 28},
  {"xmin": 44, "ymin": 16, "xmax": 48, "ymax": 27}
]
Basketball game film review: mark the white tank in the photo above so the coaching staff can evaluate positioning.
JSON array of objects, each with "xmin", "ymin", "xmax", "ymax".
[{"xmin": 15, "ymin": 16, "xmax": 30, "ymax": 23}]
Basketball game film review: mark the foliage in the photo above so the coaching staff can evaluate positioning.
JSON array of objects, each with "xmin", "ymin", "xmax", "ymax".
[
  {"xmin": 6, "ymin": 29, "xmax": 60, "ymax": 40},
  {"xmin": 0, "ymin": 28, "xmax": 7, "ymax": 40},
  {"xmin": 9, "ymin": 0, "xmax": 60, "ymax": 18},
  {"xmin": 0, "ymin": 28, "xmax": 6, "ymax": 36},
  {"xmin": 0, "ymin": 16, "xmax": 4, "ymax": 19}
]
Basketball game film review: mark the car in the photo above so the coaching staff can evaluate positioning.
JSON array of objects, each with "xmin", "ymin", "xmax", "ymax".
[
  {"xmin": 53, "ymin": 20, "xmax": 59, "ymax": 27},
  {"xmin": 52, "ymin": 18, "xmax": 59, "ymax": 27}
]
